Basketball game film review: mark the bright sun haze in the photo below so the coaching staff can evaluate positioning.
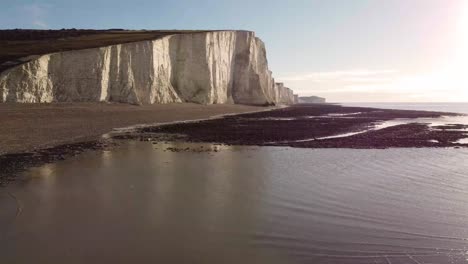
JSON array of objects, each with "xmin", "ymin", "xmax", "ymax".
[
  {"xmin": 277, "ymin": 0, "xmax": 468, "ymax": 102},
  {"xmin": 1, "ymin": 0, "xmax": 467, "ymax": 102}
]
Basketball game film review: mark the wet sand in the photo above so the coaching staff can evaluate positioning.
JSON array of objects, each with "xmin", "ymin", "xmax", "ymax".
[
  {"xmin": 0, "ymin": 102, "xmax": 272, "ymax": 155},
  {"xmin": 0, "ymin": 103, "xmax": 273, "ymax": 185}
]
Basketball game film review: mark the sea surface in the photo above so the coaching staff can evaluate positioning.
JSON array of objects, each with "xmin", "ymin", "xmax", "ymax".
[
  {"xmin": 1, "ymin": 103, "xmax": 468, "ymax": 264},
  {"xmin": 344, "ymin": 102, "xmax": 468, "ymax": 114}
]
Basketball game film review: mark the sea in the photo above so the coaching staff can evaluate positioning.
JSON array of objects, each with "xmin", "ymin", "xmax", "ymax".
[
  {"xmin": 1, "ymin": 103, "xmax": 468, "ymax": 264},
  {"xmin": 344, "ymin": 102, "xmax": 468, "ymax": 114}
]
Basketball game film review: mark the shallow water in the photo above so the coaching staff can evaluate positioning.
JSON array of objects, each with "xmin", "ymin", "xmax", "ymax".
[{"xmin": 2, "ymin": 141, "xmax": 468, "ymax": 263}]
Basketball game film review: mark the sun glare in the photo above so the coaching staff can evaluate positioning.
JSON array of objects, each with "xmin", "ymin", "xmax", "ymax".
[
  {"xmin": 460, "ymin": 3, "xmax": 468, "ymax": 44},
  {"xmin": 344, "ymin": 3, "xmax": 468, "ymax": 102},
  {"xmin": 425, "ymin": 2, "xmax": 468, "ymax": 101},
  {"xmin": 452, "ymin": 2, "xmax": 468, "ymax": 100}
]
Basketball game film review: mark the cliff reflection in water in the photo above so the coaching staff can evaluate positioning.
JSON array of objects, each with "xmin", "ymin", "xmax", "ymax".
[{"xmin": 2, "ymin": 142, "xmax": 468, "ymax": 263}]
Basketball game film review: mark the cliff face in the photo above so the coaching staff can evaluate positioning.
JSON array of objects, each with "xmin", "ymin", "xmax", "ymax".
[
  {"xmin": 275, "ymin": 82, "xmax": 295, "ymax": 104},
  {"xmin": 299, "ymin": 96, "xmax": 326, "ymax": 104},
  {"xmin": 0, "ymin": 31, "xmax": 295, "ymax": 105}
]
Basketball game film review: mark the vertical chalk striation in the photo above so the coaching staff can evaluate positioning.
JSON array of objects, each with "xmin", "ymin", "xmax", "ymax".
[{"xmin": 0, "ymin": 31, "xmax": 296, "ymax": 105}]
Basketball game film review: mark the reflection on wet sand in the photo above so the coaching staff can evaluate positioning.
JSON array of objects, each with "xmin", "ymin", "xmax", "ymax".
[
  {"xmin": 0, "ymin": 141, "xmax": 289, "ymax": 263},
  {"xmin": 2, "ymin": 142, "xmax": 468, "ymax": 263}
]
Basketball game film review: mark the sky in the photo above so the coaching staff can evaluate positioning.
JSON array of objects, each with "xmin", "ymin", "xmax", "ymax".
[{"xmin": 1, "ymin": 0, "xmax": 467, "ymax": 102}]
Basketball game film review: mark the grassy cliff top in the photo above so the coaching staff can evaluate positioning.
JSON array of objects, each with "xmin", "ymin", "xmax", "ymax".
[{"xmin": 0, "ymin": 29, "xmax": 225, "ymax": 73}]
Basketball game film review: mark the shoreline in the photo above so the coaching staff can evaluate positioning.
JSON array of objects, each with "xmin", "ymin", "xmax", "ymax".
[
  {"xmin": 134, "ymin": 104, "xmax": 468, "ymax": 149},
  {"xmin": 102, "ymin": 105, "xmax": 284, "ymax": 138},
  {"xmin": 0, "ymin": 103, "xmax": 276, "ymax": 185},
  {"xmin": 0, "ymin": 102, "xmax": 275, "ymax": 155},
  {"xmin": 1, "ymin": 103, "xmax": 468, "ymax": 186}
]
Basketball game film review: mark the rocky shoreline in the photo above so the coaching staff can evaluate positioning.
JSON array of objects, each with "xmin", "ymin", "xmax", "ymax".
[
  {"xmin": 0, "ymin": 102, "xmax": 273, "ymax": 186},
  {"xmin": 133, "ymin": 104, "xmax": 468, "ymax": 148},
  {"xmin": 1, "ymin": 103, "xmax": 468, "ymax": 186},
  {"xmin": 0, "ymin": 141, "xmax": 110, "ymax": 186}
]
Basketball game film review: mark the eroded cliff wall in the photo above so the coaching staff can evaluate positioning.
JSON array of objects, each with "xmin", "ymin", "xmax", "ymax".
[
  {"xmin": 0, "ymin": 31, "xmax": 295, "ymax": 105},
  {"xmin": 275, "ymin": 82, "xmax": 295, "ymax": 105}
]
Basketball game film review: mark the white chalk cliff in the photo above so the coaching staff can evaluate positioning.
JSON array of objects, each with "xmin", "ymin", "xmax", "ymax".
[
  {"xmin": 0, "ymin": 31, "xmax": 296, "ymax": 105},
  {"xmin": 275, "ymin": 82, "xmax": 295, "ymax": 104}
]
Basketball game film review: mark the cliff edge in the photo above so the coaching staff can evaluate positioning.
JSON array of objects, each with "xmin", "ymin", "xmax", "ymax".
[{"xmin": 0, "ymin": 30, "xmax": 296, "ymax": 105}]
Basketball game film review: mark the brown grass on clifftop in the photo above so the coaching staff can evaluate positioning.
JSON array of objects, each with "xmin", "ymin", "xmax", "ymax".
[{"xmin": 0, "ymin": 29, "xmax": 218, "ymax": 73}]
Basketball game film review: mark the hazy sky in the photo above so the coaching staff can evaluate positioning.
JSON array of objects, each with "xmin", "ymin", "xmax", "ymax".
[{"xmin": 1, "ymin": 0, "xmax": 467, "ymax": 102}]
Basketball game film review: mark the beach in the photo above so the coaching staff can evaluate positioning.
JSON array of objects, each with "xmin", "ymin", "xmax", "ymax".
[
  {"xmin": 2, "ymin": 102, "xmax": 468, "ymax": 263},
  {"xmin": 2, "ymin": 103, "xmax": 468, "ymax": 186},
  {"xmin": 2, "ymin": 1, "xmax": 467, "ymax": 262},
  {"xmin": 0, "ymin": 102, "xmax": 272, "ymax": 155}
]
